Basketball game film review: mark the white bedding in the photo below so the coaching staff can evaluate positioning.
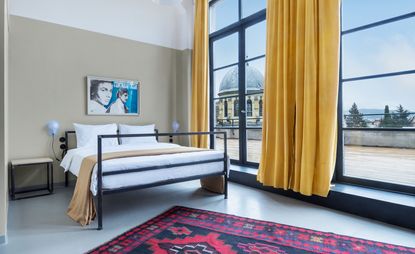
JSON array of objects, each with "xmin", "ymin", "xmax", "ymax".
[{"xmin": 60, "ymin": 142, "xmax": 226, "ymax": 195}]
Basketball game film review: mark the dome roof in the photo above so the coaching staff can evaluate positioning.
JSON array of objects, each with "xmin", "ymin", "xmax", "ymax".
[{"xmin": 218, "ymin": 65, "xmax": 264, "ymax": 95}]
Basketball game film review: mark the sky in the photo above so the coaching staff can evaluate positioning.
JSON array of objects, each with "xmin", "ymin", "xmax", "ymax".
[
  {"xmin": 342, "ymin": 0, "xmax": 415, "ymax": 112},
  {"xmin": 210, "ymin": 0, "xmax": 415, "ymax": 112},
  {"xmin": 210, "ymin": 0, "xmax": 266, "ymax": 98}
]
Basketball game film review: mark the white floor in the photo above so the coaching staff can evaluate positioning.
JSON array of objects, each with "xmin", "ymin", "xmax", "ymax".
[{"xmin": 0, "ymin": 181, "xmax": 414, "ymax": 253}]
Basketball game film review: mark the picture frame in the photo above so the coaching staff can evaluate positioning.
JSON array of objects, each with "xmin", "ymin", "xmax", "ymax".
[{"xmin": 86, "ymin": 76, "xmax": 140, "ymax": 116}]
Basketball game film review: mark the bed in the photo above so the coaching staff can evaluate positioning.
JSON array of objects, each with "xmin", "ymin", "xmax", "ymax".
[{"xmin": 60, "ymin": 129, "xmax": 228, "ymax": 230}]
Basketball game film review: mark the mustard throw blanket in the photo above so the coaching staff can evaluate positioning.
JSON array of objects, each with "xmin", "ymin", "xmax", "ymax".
[{"xmin": 67, "ymin": 147, "xmax": 209, "ymax": 226}]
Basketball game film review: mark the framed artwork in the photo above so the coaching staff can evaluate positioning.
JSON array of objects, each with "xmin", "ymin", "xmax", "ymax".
[{"xmin": 86, "ymin": 76, "xmax": 140, "ymax": 116}]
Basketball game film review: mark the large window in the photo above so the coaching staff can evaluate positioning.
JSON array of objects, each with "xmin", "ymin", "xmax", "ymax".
[
  {"xmin": 209, "ymin": 0, "xmax": 266, "ymax": 166},
  {"xmin": 338, "ymin": 1, "xmax": 415, "ymax": 193}
]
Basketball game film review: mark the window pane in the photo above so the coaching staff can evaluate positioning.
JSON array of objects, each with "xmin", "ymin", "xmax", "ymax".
[
  {"xmin": 245, "ymin": 95, "xmax": 263, "ymax": 127},
  {"xmin": 342, "ymin": 0, "xmax": 415, "ymax": 31},
  {"xmin": 342, "ymin": 74, "xmax": 415, "ymax": 128},
  {"xmin": 213, "ymin": 65, "xmax": 238, "ymax": 98},
  {"xmin": 210, "ymin": 0, "xmax": 239, "ymax": 33},
  {"xmin": 343, "ymin": 130, "xmax": 415, "ymax": 187},
  {"xmin": 245, "ymin": 57, "xmax": 265, "ymax": 94},
  {"xmin": 245, "ymin": 20, "xmax": 266, "ymax": 60},
  {"xmin": 214, "ymin": 96, "xmax": 239, "ymax": 128},
  {"xmin": 215, "ymin": 132, "xmax": 240, "ymax": 160},
  {"xmin": 245, "ymin": 56, "xmax": 264, "ymax": 162},
  {"xmin": 213, "ymin": 33, "xmax": 239, "ymax": 69},
  {"xmin": 247, "ymin": 129, "xmax": 262, "ymax": 163},
  {"xmin": 242, "ymin": 0, "xmax": 266, "ymax": 18},
  {"xmin": 342, "ymin": 17, "xmax": 415, "ymax": 78},
  {"xmin": 245, "ymin": 87, "xmax": 263, "ymax": 163}
]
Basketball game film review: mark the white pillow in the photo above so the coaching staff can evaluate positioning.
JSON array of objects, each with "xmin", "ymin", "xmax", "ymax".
[
  {"xmin": 73, "ymin": 123, "xmax": 118, "ymax": 148},
  {"xmin": 118, "ymin": 124, "xmax": 157, "ymax": 145}
]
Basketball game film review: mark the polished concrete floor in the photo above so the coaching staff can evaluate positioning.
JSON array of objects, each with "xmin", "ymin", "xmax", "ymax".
[{"xmin": 1, "ymin": 181, "xmax": 414, "ymax": 253}]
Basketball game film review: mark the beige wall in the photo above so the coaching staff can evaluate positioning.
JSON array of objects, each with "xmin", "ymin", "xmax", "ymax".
[
  {"xmin": 0, "ymin": 0, "xmax": 8, "ymax": 241},
  {"xmin": 9, "ymin": 16, "xmax": 191, "ymax": 187},
  {"xmin": 174, "ymin": 49, "xmax": 192, "ymax": 146}
]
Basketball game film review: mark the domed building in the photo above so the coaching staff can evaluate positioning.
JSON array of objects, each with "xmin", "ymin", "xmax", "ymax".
[{"xmin": 215, "ymin": 65, "xmax": 264, "ymax": 128}]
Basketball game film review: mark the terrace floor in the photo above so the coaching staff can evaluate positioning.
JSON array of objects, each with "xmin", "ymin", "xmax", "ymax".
[{"xmin": 216, "ymin": 138, "xmax": 415, "ymax": 187}]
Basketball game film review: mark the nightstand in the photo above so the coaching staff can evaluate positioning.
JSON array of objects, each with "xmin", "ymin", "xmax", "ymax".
[{"xmin": 10, "ymin": 157, "xmax": 54, "ymax": 200}]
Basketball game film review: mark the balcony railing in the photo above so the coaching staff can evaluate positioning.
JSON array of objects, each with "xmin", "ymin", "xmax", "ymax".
[
  {"xmin": 343, "ymin": 112, "xmax": 415, "ymax": 129},
  {"xmin": 215, "ymin": 117, "xmax": 263, "ymax": 128}
]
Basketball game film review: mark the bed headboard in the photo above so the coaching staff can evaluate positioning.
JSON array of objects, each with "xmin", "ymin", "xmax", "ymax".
[{"xmin": 60, "ymin": 129, "xmax": 160, "ymax": 156}]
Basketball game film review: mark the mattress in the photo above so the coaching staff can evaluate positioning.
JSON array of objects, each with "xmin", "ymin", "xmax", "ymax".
[{"xmin": 60, "ymin": 142, "xmax": 226, "ymax": 195}]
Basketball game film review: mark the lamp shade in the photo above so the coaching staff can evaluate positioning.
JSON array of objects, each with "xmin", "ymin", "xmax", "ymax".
[
  {"xmin": 47, "ymin": 120, "xmax": 60, "ymax": 136},
  {"xmin": 172, "ymin": 120, "xmax": 180, "ymax": 133}
]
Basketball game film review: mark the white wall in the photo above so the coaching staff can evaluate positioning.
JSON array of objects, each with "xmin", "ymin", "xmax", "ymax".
[{"xmin": 9, "ymin": 0, "xmax": 194, "ymax": 50}]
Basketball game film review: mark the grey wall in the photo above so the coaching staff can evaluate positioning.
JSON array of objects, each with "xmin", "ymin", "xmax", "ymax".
[
  {"xmin": 9, "ymin": 16, "xmax": 191, "ymax": 187},
  {"xmin": 0, "ymin": 0, "xmax": 8, "ymax": 242}
]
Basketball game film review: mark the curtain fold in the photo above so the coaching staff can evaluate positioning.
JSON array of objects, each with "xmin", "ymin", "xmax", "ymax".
[
  {"xmin": 257, "ymin": 0, "xmax": 341, "ymax": 197},
  {"xmin": 190, "ymin": 0, "xmax": 209, "ymax": 149}
]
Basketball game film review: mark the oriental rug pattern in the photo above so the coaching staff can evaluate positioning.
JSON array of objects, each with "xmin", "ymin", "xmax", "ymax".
[{"xmin": 88, "ymin": 206, "xmax": 415, "ymax": 254}]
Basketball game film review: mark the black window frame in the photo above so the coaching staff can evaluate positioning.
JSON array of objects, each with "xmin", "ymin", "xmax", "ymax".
[
  {"xmin": 336, "ymin": 8, "xmax": 415, "ymax": 194},
  {"xmin": 209, "ymin": 0, "xmax": 266, "ymax": 168}
]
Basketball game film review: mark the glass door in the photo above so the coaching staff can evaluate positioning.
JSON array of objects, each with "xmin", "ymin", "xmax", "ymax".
[
  {"xmin": 209, "ymin": 7, "xmax": 266, "ymax": 167},
  {"xmin": 209, "ymin": 0, "xmax": 266, "ymax": 166},
  {"xmin": 211, "ymin": 31, "xmax": 241, "ymax": 162},
  {"xmin": 244, "ymin": 20, "xmax": 266, "ymax": 165}
]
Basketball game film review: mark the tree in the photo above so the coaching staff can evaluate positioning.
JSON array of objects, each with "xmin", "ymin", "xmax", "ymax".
[
  {"xmin": 345, "ymin": 103, "xmax": 367, "ymax": 127},
  {"xmin": 392, "ymin": 104, "xmax": 414, "ymax": 127},
  {"xmin": 380, "ymin": 104, "xmax": 414, "ymax": 128},
  {"xmin": 379, "ymin": 105, "xmax": 394, "ymax": 127}
]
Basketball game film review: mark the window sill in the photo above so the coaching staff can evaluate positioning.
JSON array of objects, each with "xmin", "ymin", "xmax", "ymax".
[
  {"xmin": 229, "ymin": 164, "xmax": 415, "ymax": 230},
  {"xmin": 230, "ymin": 164, "xmax": 258, "ymax": 175},
  {"xmin": 330, "ymin": 183, "xmax": 415, "ymax": 207}
]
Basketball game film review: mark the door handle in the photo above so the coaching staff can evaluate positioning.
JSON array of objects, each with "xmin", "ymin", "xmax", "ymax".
[{"xmin": 240, "ymin": 110, "xmax": 246, "ymax": 113}]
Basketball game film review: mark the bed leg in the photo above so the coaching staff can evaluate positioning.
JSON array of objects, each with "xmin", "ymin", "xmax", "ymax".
[
  {"xmin": 224, "ymin": 174, "xmax": 228, "ymax": 199},
  {"xmin": 97, "ymin": 136, "xmax": 103, "ymax": 230},
  {"xmin": 65, "ymin": 171, "xmax": 68, "ymax": 187},
  {"xmin": 223, "ymin": 131, "xmax": 228, "ymax": 199},
  {"xmin": 97, "ymin": 191, "xmax": 103, "ymax": 230}
]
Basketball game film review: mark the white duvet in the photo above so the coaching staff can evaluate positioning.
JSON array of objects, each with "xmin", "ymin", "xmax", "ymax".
[{"xmin": 60, "ymin": 142, "xmax": 226, "ymax": 195}]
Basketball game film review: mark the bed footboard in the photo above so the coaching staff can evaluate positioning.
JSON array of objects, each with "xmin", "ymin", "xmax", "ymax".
[{"xmin": 96, "ymin": 131, "xmax": 228, "ymax": 230}]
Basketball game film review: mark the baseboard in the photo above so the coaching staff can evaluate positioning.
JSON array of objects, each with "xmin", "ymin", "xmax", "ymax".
[{"xmin": 0, "ymin": 234, "xmax": 7, "ymax": 245}]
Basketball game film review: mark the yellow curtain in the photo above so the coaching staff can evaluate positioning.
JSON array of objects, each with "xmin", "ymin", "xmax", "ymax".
[
  {"xmin": 190, "ymin": 0, "xmax": 209, "ymax": 148},
  {"xmin": 257, "ymin": 0, "xmax": 341, "ymax": 197},
  {"xmin": 191, "ymin": 0, "xmax": 224, "ymax": 193}
]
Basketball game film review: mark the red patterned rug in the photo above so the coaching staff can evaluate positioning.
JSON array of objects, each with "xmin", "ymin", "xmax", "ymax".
[{"xmin": 88, "ymin": 206, "xmax": 415, "ymax": 254}]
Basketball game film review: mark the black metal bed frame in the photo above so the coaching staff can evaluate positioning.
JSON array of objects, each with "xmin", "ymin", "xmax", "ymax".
[{"xmin": 61, "ymin": 130, "xmax": 228, "ymax": 230}]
